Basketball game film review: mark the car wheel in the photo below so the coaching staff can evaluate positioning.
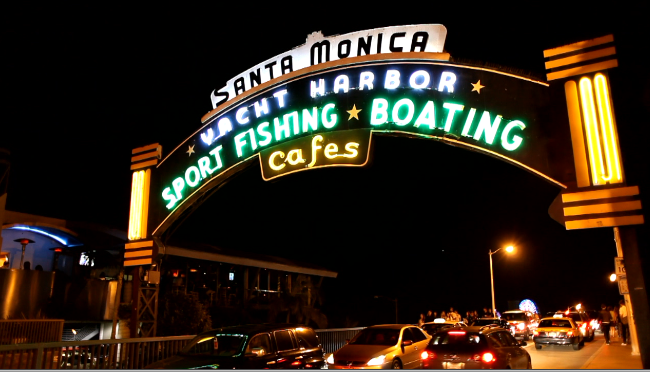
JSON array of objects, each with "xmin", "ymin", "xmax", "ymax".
[
  {"xmin": 573, "ymin": 342, "xmax": 580, "ymax": 350},
  {"xmin": 535, "ymin": 343, "xmax": 542, "ymax": 350},
  {"xmin": 391, "ymin": 359, "xmax": 402, "ymax": 369}
]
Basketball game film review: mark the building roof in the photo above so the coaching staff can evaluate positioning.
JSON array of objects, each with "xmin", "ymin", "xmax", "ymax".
[{"xmin": 162, "ymin": 240, "xmax": 338, "ymax": 278}]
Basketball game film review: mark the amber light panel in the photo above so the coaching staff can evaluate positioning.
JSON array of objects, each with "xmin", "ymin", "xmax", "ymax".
[
  {"xmin": 128, "ymin": 169, "xmax": 151, "ymax": 240},
  {"xmin": 578, "ymin": 74, "xmax": 623, "ymax": 186}
]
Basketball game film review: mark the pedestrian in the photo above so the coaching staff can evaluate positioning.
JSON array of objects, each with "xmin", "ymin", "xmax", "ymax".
[
  {"xmin": 440, "ymin": 311, "xmax": 447, "ymax": 320},
  {"xmin": 599, "ymin": 304, "xmax": 612, "ymax": 345},
  {"xmin": 608, "ymin": 306, "xmax": 618, "ymax": 339},
  {"xmin": 425, "ymin": 310, "xmax": 434, "ymax": 323},
  {"xmin": 619, "ymin": 300, "xmax": 629, "ymax": 345},
  {"xmin": 418, "ymin": 313, "xmax": 426, "ymax": 327},
  {"xmin": 483, "ymin": 307, "xmax": 490, "ymax": 317},
  {"xmin": 433, "ymin": 311, "xmax": 438, "ymax": 319}
]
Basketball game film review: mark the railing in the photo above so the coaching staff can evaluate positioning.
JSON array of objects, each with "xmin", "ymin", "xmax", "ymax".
[
  {"xmin": 0, "ymin": 335, "xmax": 193, "ymax": 369},
  {"xmin": 316, "ymin": 327, "xmax": 365, "ymax": 354},
  {"xmin": 0, "ymin": 320, "xmax": 64, "ymax": 345},
  {"xmin": 0, "ymin": 327, "xmax": 364, "ymax": 369}
]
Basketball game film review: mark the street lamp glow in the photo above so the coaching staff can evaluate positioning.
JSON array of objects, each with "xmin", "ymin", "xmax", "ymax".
[
  {"xmin": 505, "ymin": 246, "xmax": 515, "ymax": 253},
  {"xmin": 610, "ymin": 273, "xmax": 617, "ymax": 282}
]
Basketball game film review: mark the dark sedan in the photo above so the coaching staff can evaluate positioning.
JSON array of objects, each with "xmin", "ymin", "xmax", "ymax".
[
  {"xmin": 145, "ymin": 324, "xmax": 325, "ymax": 369},
  {"xmin": 420, "ymin": 326, "xmax": 531, "ymax": 369}
]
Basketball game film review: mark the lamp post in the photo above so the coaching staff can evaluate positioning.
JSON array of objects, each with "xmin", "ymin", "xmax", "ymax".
[
  {"xmin": 374, "ymin": 295, "xmax": 398, "ymax": 323},
  {"xmin": 489, "ymin": 245, "xmax": 514, "ymax": 316}
]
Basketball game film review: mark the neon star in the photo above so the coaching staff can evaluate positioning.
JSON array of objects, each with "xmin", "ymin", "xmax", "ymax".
[
  {"xmin": 471, "ymin": 80, "xmax": 485, "ymax": 94},
  {"xmin": 347, "ymin": 104, "xmax": 362, "ymax": 120},
  {"xmin": 187, "ymin": 145, "xmax": 195, "ymax": 156}
]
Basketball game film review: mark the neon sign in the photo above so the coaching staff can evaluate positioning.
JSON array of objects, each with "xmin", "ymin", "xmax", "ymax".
[
  {"xmin": 159, "ymin": 62, "xmax": 549, "ymax": 213},
  {"xmin": 209, "ymin": 25, "xmax": 447, "ymax": 108},
  {"xmin": 260, "ymin": 129, "xmax": 372, "ymax": 181}
]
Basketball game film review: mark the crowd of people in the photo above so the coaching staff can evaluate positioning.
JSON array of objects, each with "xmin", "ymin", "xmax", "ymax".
[
  {"xmin": 599, "ymin": 300, "xmax": 630, "ymax": 346},
  {"xmin": 417, "ymin": 307, "xmax": 498, "ymax": 326}
]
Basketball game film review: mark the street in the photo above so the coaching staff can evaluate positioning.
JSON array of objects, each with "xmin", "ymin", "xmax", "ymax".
[{"xmin": 527, "ymin": 332, "xmax": 608, "ymax": 369}]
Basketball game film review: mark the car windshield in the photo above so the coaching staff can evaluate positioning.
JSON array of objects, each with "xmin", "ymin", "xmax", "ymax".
[
  {"xmin": 471, "ymin": 319, "xmax": 500, "ymax": 326},
  {"xmin": 349, "ymin": 329, "xmax": 400, "ymax": 346},
  {"xmin": 539, "ymin": 319, "xmax": 572, "ymax": 328},
  {"xmin": 503, "ymin": 313, "xmax": 527, "ymax": 321},
  {"xmin": 181, "ymin": 333, "xmax": 247, "ymax": 357},
  {"xmin": 431, "ymin": 332, "xmax": 483, "ymax": 345}
]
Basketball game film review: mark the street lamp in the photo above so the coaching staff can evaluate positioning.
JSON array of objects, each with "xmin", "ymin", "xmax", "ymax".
[
  {"xmin": 489, "ymin": 245, "xmax": 515, "ymax": 316},
  {"xmin": 374, "ymin": 295, "xmax": 398, "ymax": 323}
]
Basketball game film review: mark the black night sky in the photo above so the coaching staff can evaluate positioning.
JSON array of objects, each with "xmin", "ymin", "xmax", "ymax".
[{"xmin": 3, "ymin": 3, "xmax": 650, "ymax": 327}]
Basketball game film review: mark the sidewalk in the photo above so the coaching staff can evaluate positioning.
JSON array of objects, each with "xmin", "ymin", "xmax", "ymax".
[{"xmin": 581, "ymin": 338, "xmax": 643, "ymax": 369}]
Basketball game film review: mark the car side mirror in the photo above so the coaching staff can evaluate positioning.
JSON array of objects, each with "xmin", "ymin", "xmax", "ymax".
[
  {"xmin": 402, "ymin": 340, "xmax": 413, "ymax": 346},
  {"xmin": 245, "ymin": 347, "xmax": 265, "ymax": 357}
]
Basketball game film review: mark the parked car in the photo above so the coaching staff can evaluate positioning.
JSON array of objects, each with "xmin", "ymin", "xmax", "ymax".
[
  {"xmin": 327, "ymin": 324, "xmax": 431, "ymax": 369},
  {"xmin": 144, "ymin": 324, "xmax": 325, "ymax": 369},
  {"xmin": 533, "ymin": 317, "xmax": 584, "ymax": 350},
  {"xmin": 420, "ymin": 326, "xmax": 532, "ymax": 369}
]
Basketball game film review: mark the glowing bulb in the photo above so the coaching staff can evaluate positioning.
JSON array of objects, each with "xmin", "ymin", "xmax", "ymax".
[
  {"xmin": 505, "ymin": 246, "xmax": 515, "ymax": 253},
  {"xmin": 610, "ymin": 274, "xmax": 617, "ymax": 282}
]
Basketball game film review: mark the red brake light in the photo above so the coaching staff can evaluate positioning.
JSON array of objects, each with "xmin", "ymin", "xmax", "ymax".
[
  {"xmin": 533, "ymin": 330, "xmax": 539, "ymax": 337},
  {"xmin": 291, "ymin": 361, "xmax": 302, "ymax": 366},
  {"xmin": 448, "ymin": 331, "xmax": 466, "ymax": 335},
  {"xmin": 567, "ymin": 331, "xmax": 574, "ymax": 337},
  {"xmin": 421, "ymin": 351, "xmax": 435, "ymax": 360},
  {"xmin": 581, "ymin": 323, "xmax": 587, "ymax": 329},
  {"xmin": 482, "ymin": 352, "xmax": 496, "ymax": 363}
]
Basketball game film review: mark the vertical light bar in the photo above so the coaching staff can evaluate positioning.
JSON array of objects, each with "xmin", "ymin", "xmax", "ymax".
[
  {"xmin": 579, "ymin": 77, "xmax": 606, "ymax": 185},
  {"xmin": 128, "ymin": 170, "xmax": 146, "ymax": 240},
  {"xmin": 564, "ymin": 81, "xmax": 591, "ymax": 187},
  {"xmin": 594, "ymin": 73, "xmax": 622, "ymax": 183},
  {"xmin": 139, "ymin": 169, "xmax": 151, "ymax": 238}
]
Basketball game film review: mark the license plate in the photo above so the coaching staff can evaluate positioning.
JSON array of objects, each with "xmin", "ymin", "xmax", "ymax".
[
  {"xmin": 444, "ymin": 362, "xmax": 465, "ymax": 369},
  {"xmin": 549, "ymin": 332, "xmax": 557, "ymax": 337}
]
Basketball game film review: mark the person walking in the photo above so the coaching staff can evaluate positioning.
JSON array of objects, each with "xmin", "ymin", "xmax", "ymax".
[
  {"xmin": 599, "ymin": 304, "xmax": 612, "ymax": 345},
  {"xmin": 619, "ymin": 300, "xmax": 629, "ymax": 345},
  {"xmin": 609, "ymin": 306, "xmax": 618, "ymax": 339}
]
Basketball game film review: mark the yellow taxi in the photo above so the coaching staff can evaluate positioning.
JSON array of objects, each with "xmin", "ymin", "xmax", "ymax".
[
  {"xmin": 326, "ymin": 324, "xmax": 431, "ymax": 369},
  {"xmin": 532, "ymin": 317, "xmax": 584, "ymax": 350}
]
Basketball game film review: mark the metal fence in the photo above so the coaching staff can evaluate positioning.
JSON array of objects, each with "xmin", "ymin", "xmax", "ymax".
[
  {"xmin": 0, "ymin": 327, "xmax": 363, "ymax": 369},
  {"xmin": 0, "ymin": 320, "xmax": 64, "ymax": 345},
  {"xmin": 316, "ymin": 327, "xmax": 365, "ymax": 354},
  {"xmin": 0, "ymin": 335, "xmax": 193, "ymax": 369}
]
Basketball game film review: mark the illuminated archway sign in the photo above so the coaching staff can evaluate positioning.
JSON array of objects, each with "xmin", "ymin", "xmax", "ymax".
[{"xmin": 151, "ymin": 25, "xmax": 571, "ymax": 235}]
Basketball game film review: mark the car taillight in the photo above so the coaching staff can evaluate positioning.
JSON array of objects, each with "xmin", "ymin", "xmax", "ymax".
[
  {"xmin": 533, "ymin": 330, "xmax": 539, "ymax": 337},
  {"xmin": 421, "ymin": 351, "xmax": 435, "ymax": 360},
  {"xmin": 517, "ymin": 323, "xmax": 526, "ymax": 330},
  {"xmin": 567, "ymin": 331, "xmax": 574, "ymax": 337},
  {"xmin": 581, "ymin": 323, "xmax": 587, "ymax": 329},
  {"xmin": 448, "ymin": 331, "xmax": 466, "ymax": 335},
  {"xmin": 481, "ymin": 352, "xmax": 496, "ymax": 363}
]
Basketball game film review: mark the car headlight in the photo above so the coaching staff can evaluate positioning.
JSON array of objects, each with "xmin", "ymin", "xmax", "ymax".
[
  {"xmin": 326, "ymin": 354, "xmax": 334, "ymax": 364},
  {"xmin": 367, "ymin": 355, "xmax": 386, "ymax": 366}
]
